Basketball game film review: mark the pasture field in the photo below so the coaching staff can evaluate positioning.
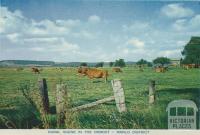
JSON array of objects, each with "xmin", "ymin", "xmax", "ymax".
[{"xmin": 0, "ymin": 66, "xmax": 199, "ymax": 129}]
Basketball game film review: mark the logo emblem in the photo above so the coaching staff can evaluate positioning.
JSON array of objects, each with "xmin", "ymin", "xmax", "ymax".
[{"xmin": 166, "ymin": 100, "xmax": 198, "ymax": 129}]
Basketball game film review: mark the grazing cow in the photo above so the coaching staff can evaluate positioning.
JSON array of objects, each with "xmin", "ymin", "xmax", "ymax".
[
  {"xmin": 85, "ymin": 68, "xmax": 108, "ymax": 83},
  {"xmin": 58, "ymin": 67, "xmax": 63, "ymax": 71},
  {"xmin": 112, "ymin": 67, "xmax": 122, "ymax": 72},
  {"xmin": 196, "ymin": 64, "xmax": 200, "ymax": 68},
  {"xmin": 77, "ymin": 66, "xmax": 88, "ymax": 76},
  {"xmin": 155, "ymin": 66, "xmax": 166, "ymax": 73},
  {"xmin": 32, "ymin": 67, "xmax": 40, "ymax": 74},
  {"xmin": 182, "ymin": 64, "xmax": 195, "ymax": 70}
]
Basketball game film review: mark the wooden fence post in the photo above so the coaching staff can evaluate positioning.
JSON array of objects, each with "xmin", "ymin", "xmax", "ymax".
[
  {"xmin": 38, "ymin": 78, "xmax": 49, "ymax": 113},
  {"xmin": 111, "ymin": 79, "xmax": 127, "ymax": 112},
  {"xmin": 56, "ymin": 84, "xmax": 68, "ymax": 128},
  {"xmin": 149, "ymin": 80, "xmax": 156, "ymax": 104}
]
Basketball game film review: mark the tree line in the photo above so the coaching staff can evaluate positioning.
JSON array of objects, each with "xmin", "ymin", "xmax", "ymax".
[{"xmin": 80, "ymin": 36, "xmax": 200, "ymax": 67}]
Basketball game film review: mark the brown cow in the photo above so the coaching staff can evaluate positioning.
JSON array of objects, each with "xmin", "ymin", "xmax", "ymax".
[
  {"xmin": 155, "ymin": 66, "xmax": 166, "ymax": 73},
  {"xmin": 32, "ymin": 67, "xmax": 40, "ymax": 74},
  {"xmin": 77, "ymin": 66, "xmax": 88, "ymax": 76},
  {"xmin": 85, "ymin": 68, "xmax": 108, "ymax": 83},
  {"xmin": 182, "ymin": 64, "xmax": 195, "ymax": 70},
  {"xmin": 59, "ymin": 67, "xmax": 63, "ymax": 71},
  {"xmin": 112, "ymin": 67, "xmax": 122, "ymax": 72},
  {"xmin": 194, "ymin": 64, "xmax": 200, "ymax": 68}
]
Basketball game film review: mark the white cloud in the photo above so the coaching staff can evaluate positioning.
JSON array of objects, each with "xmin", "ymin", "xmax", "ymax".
[
  {"xmin": 72, "ymin": 30, "xmax": 94, "ymax": 39},
  {"xmin": 126, "ymin": 38, "xmax": 145, "ymax": 49},
  {"xmin": 122, "ymin": 48, "xmax": 129, "ymax": 54},
  {"xmin": 172, "ymin": 19, "xmax": 187, "ymax": 31},
  {"xmin": 161, "ymin": 3, "xmax": 194, "ymax": 18},
  {"xmin": 158, "ymin": 49, "xmax": 181, "ymax": 58},
  {"xmin": 88, "ymin": 15, "xmax": 101, "ymax": 23},
  {"xmin": 1, "ymin": 6, "xmax": 197, "ymax": 62},
  {"xmin": 0, "ymin": 7, "xmax": 28, "ymax": 34},
  {"xmin": 24, "ymin": 37, "xmax": 80, "ymax": 53},
  {"xmin": 122, "ymin": 22, "xmax": 150, "ymax": 32},
  {"xmin": 6, "ymin": 33, "xmax": 21, "ymax": 43},
  {"xmin": 24, "ymin": 37, "xmax": 59, "ymax": 44},
  {"xmin": 30, "ymin": 47, "xmax": 45, "ymax": 52},
  {"xmin": 56, "ymin": 19, "xmax": 80, "ymax": 27},
  {"xmin": 52, "ymin": 39, "xmax": 80, "ymax": 53},
  {"xmin": 190, "ymin": 14, "xmax": 200, "ymax": 27},
  {"xmin": 172, "ymin": 14, "xmax": 200, "ymax": 31},
  {"xmin": 0, "ymin": 6, "xmax": 92, "ymax": 39},
  {"xmin": 30, "ymin": 19, "xmax": 70, "ymax": 36},
  {"xmin": 176, "ymin": 40, "xmax": 187, "ymax": 47}
]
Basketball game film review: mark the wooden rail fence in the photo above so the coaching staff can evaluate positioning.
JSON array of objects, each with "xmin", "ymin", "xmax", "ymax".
[{"xmin": 37, "ymin": 78, "xmax": 156, "ymax": 127}]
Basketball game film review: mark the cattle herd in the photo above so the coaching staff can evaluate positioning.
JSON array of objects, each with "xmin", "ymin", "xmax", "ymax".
[
  {"xmin": 182, "ymin": 64, "xmax": 200, "ymax": 70},
  {"xmin": 27, "ymin": 63, "xmax": 199, "ymax": 82}
]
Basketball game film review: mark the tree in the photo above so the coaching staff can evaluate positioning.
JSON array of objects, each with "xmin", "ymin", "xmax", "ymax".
[
  {"xmin": 95, "ymin": 62, "xmax": 104, "ymax": 67},
  {"xmin": 181, "ymin": 37, "xmax": 200, "ymax": 65},
  {"xmin": 109, "ymin": 62, "xmax": 114, "ymax": 67},
  {"xmin": 80, "ymin": 62, "xmax": 87, "ymax": 66},
  {"xmin": 147, "ymin": 62, "xmax": 153, "ymax": 67},
  {"xmin": 153, "ymin": 57, "xmax": 170, "ymax": 66},
  {"xmin": 114, "ymin": 59, "xmax": 126, "ymax": 67},
  {"xmin": 136, "ymin": 59, "xmax": 152, "ymax": 67},
  {"xmin": 136, "ymin": 59, "xmax": 148, "ymax": 65}
]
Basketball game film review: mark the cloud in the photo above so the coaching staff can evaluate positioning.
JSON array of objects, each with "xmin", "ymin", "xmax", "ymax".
[
  {"xmin": 122, "ymin": 22, "xmax": 150, "ymax": 32},
  {"xmin": 6, "ymin": 33, "xmax": 21, "ymax": 43},
  {"xmin": 72, "ymin": 30, "xmax": 95, "ymax": 39},
  {"xmin": 0, "ymin": 7, "xmax": 71, "ymax": 36},
  {"xmin": 161, "ymin": 3, "xmax": 194, "ymax": 18},
  {"xmin": 0, "ymin": 7, "xmax": 27, "ymax": 34},
  {"xmin": 23, "ymin": 37, "xmax": 59, "ymax": 45},
  {"xmin": 172, "ymin": 14, "xmax": 200, "ymax": 31},
  {"xmin": 88, "ymin": 15, "xmax": 101, "ymax": 23},
  {"xmin": 56, "ymin": 19, "xmax": 80, "ymax": 27},
  {"xmin": 1, "ymin": 5, "xmax": 198, "ymax": 62},
  {"xmin": 30, "ymin": 47, "xmax": 45, "ymax": 52},
  {"xmin": 172, "ymin": 19, "xmax": 187, "ymax": 31},
  {"xmin": 158, "ymin": 49, "xmax": 181, "ymax": 58},
  {"xmin": 190, "ymin": 14, "xmax": 200, "ymax": 27},
  {"xmin": 24, "ymin": 37, "xmax": 80, "ymax": 52},
  {"xmin": 52, "ymin": 39, "xmax": 80, "ymax": 53},
  {"xmin": 176, "ymin": 40, "xmax": 187, "ymax": 47},
  {"xmin": 126, "ymin": 38, "xmax": 145, "ymax": 49},
  {"xmin": 0, "ymin": 6, "xmax": 94, "ymax": 39}
]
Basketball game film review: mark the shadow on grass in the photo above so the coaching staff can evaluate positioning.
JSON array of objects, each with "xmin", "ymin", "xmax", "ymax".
[
  {"xmin": 49, "ymin": 106, "xmax": 56, "ymax": 114},
  {"xmin": 152, "ymin": 87, "xmax": 199, "ymax": 105},
  {"xmin": 158, "ymin": 87, "xmax": 199, "ymax": 95},
  {"xmin": 92, "ymin": 80, "xmax": 104, "ymax": 83},
  {"xmin": 142, "ymin": 87, "xmax": 199, "ymax": 101},
  {"xmin": 0, "ymin": 106, "xmax": 41, "ymax": 129}
]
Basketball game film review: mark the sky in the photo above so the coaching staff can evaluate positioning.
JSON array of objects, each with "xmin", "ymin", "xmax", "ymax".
[{"xmin": 0, "ymin": 0, "xmax": 200, "ymax": 62}]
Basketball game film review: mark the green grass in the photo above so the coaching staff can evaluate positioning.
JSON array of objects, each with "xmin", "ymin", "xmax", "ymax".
[{"xmin": 0, "ymin": 66, "xmax": 199, "ymax": 129}]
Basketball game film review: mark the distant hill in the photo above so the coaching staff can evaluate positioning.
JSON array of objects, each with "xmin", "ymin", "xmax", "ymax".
[
  {"xmin": 0, "ymin": 60, "xmax": 137, "ymax": 67},
  {"xmin": 0, "ymin": 60, "xmax": 55, "ymax": 67}
]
